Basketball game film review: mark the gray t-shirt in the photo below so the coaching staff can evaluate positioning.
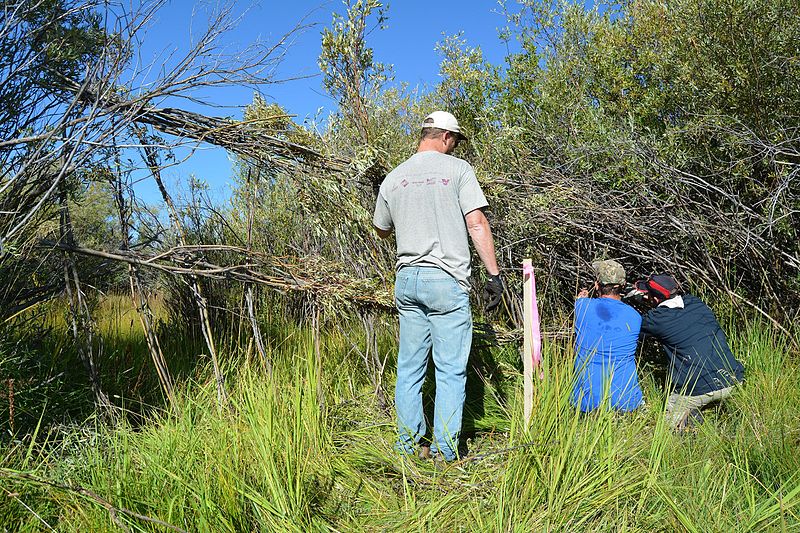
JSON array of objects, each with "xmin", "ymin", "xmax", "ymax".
[{"xmin": 372, "ymin": 150, "xmax": 488, "ymax": 291}]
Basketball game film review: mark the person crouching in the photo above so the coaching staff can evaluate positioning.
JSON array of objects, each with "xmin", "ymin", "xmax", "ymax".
[
  {"xmin": 571, "ymin": 260, "xmax": 644, "ymax": 413},
  {"xmin": 635, "ymin": 274, "xmax": 745, "ymax": 430}
]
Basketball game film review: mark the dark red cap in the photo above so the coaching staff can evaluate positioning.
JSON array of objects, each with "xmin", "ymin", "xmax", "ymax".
[{"xmin": 645, "ymin": 274, "xmax": 679, "ymax": 299}]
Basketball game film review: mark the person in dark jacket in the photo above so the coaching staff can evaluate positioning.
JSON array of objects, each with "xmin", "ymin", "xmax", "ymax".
[{"xmin": 634, "ymin": 274, "xmax": 744, "ymax": 429}]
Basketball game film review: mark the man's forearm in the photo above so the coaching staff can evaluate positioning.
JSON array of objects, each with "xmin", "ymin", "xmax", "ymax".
[{"xmin": 467, "ymin": 214, "xmax": 500, "ymax": 275}]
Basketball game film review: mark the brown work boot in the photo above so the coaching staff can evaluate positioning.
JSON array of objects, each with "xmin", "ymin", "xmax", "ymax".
[
  {"xmin": 417, "ymin": 445, "xmax": 432, "ymax": 460},
  {"xmin": 432, "ymin": 453, "xmax": 452, "ymax": 472}
]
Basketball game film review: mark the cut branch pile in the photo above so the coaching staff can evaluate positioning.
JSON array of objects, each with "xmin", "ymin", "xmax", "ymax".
[
  {"xmin": 485, "ymin": 132, "xmax": 800, "ymax": 330},
  {"xmin": 44, "ymin": 242, "xmax": 394, "ymax": 311},
  {"xmin": 63, "ymin": 77, "xmax": 386, "ymax": 185}
]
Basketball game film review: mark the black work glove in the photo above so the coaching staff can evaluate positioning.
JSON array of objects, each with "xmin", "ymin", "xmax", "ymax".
[{"xmin": 484, "ymin": 274, "xmax": 505, "ymax": 311}]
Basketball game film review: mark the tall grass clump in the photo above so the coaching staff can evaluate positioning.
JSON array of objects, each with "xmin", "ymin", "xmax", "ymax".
[{"xmin": 0, "ymin": 339, "xmax": 336, "ymax": 531}]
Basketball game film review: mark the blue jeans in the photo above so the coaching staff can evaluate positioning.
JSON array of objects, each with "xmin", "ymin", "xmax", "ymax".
[{"xmin": 394, "ymin": 266, "xmax": 472, "ymax": 461}]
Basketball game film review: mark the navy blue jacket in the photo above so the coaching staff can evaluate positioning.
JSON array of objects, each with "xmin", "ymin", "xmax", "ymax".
[{"xmin": 640, "ymin": 295, "xmax": 744, "ymax": 395}]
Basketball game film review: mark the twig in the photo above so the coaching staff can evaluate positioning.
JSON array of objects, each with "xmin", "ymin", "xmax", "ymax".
[
  {"xmin": 463, "ymin": 439, "xmax": 560, "ymax": 463},
  {"xmin": 0, "ymin": 469, "xmax": 189, "ymax": 533}
]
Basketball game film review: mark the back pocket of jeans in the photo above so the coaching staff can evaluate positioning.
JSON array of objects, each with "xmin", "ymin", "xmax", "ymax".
[
  {"xmin": 394, "ymin": 272, "xmax": 410, "ymax": 306},
  {"xmin": 420, "ymin": 275, "xmax": 466, "ymax": 313}
]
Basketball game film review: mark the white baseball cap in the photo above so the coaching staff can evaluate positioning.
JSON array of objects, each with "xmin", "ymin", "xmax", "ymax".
[{"xmin": 421, "ymin": 111, "xmax": 467, "ymax": 140}]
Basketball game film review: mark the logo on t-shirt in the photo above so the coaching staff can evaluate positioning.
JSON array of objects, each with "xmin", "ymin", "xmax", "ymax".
[{"xmin": 441, "ymin": 178, "xmax": 450, "ymax": 186}]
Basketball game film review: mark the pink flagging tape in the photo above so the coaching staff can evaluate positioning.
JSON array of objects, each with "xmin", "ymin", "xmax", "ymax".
[{"xmin": 523, "ymin": 263, "xmax": 544, "ymax": 379}]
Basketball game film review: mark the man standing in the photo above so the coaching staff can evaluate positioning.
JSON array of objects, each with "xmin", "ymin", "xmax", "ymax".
[
  {"xmin": 635, "ymin": 274, "xmax": 744, "ymax": 429},
  {"xmin": 372, "ymin": 111, "xmax": 503, "ymax": 462},
  {"xmin": 572, "ymin": 260, "xmax": 644, "ymax": 412}
]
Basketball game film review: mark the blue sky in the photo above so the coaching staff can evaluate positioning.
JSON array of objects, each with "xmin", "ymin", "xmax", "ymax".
[{"xmin": 132, "ymin": 1, "xmax": 518, "ymax": 204}]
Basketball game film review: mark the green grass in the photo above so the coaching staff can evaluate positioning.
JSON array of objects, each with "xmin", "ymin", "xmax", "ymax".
[{"xmin": 1, "ymin": 302, "xmax": 799, "ymax": 531}]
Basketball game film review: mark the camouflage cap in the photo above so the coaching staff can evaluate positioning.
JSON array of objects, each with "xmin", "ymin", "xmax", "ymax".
[{"xmin": 591, "ymin": 260, "xmax": 626, "ymax": 286}]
